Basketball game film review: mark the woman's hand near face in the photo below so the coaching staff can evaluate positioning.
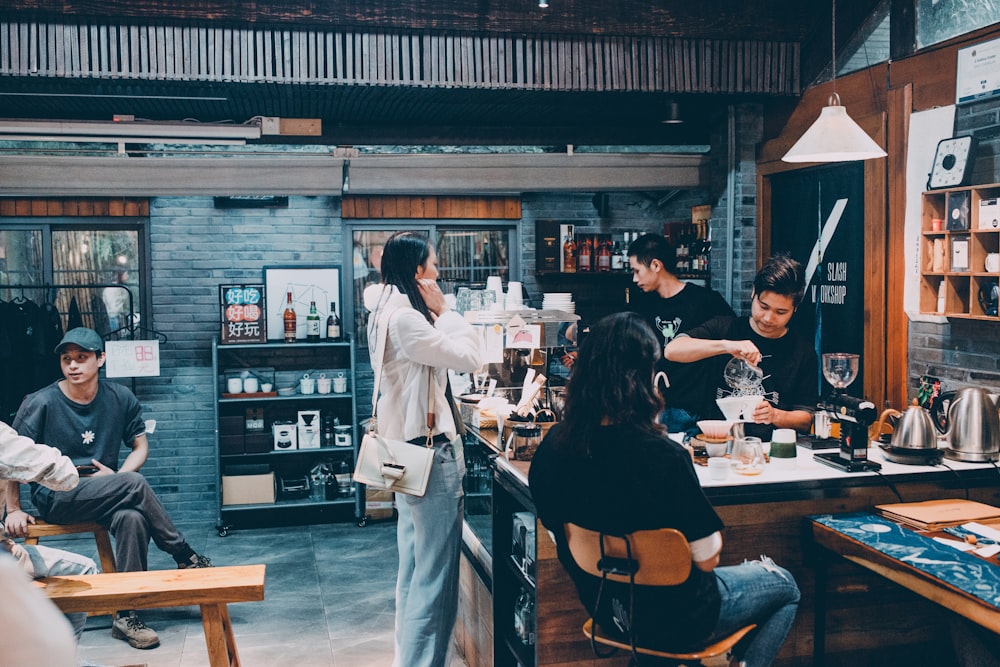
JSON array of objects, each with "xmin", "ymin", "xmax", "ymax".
[{"xmin": 418, "ymin": 279, "xmax": 449, "ymax": 318}]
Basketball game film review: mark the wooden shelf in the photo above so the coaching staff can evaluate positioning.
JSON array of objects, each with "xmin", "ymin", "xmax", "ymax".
[{"xmin": 919, "ymin": 183, "xmax": 1000, "ymax": 319}]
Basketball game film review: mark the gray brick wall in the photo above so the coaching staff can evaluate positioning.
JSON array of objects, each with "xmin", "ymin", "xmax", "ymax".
[{"xmin": 907, "ymin": 98, "xmax": 1000, "ymax": 398}]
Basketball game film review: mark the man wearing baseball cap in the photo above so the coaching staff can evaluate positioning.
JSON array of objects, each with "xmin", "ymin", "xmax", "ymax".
[{"xmin": 3, "ymin": 327, "xmax": 213, "ymax": 651}]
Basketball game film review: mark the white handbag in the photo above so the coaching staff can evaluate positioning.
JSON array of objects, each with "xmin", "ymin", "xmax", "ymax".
[{"xmin": 353, "ymin": 308, "xmax": 435, "ymax": 497}]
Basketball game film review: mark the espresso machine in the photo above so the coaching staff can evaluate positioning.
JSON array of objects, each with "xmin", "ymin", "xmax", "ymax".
[{"xmin": 813, "ymin": 353, "xmax": 882, "ymax": 473}]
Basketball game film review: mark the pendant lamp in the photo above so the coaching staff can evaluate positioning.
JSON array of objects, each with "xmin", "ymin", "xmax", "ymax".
[{"xmin": 782, "ymin": 0, "xmax": 886, "ymax": 163}]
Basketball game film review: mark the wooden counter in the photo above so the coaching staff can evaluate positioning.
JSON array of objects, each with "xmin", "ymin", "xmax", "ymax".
[{"xmin": 456, "ymin": 429, "xmax": 1000, "ymax": 666}]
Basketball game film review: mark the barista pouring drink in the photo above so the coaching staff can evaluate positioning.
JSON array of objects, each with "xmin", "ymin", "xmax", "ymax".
[{"xmin": 664, "ymin": 254, "xmax": 818, "ymax": 440}]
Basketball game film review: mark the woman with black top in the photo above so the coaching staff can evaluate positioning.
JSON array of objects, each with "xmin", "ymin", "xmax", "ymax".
[{"xmin": 529, "ymin": 312, "xmax": 799, "ymax": 666}]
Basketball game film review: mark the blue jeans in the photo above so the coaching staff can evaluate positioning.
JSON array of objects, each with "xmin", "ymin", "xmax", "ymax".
[
  {"xmin": 25, "ymin": 544, "xmax": 98, "ymax": 640},
  {"xmin": 706, "ymin": 556, "xmax": 800, "ymax": 666},
  {"xmin": 392, "ymin": 438, "xmax": 465, "ymax": 667}
]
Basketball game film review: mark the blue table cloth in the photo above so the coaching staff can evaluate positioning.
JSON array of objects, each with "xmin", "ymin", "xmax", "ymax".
[{"xmin": 811, "ymin": 512, "xmax": 1000, "ymax": 608}]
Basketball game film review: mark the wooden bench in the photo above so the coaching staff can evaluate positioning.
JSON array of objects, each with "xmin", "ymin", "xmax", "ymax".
[
  {"xmin": 25, "ymin": 519, "xmax": 117, "ymax": 574},
  {"xmin": 36, "ymin": 564, "xmax": 266, "ymax": 667}
]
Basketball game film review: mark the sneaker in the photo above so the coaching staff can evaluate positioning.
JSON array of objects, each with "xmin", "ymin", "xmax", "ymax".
[
  {"xmin": 111, "ymin": 613, "xmax": 160, "ymax": 649},
  {"xmin": 177, "ymin": 553, "xmax": 213, "ymax": 569}
]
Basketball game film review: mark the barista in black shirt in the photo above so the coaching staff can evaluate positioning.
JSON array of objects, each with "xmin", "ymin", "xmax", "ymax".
[
  {"xmin": 665, "ymin": 253, "xmax": 817, "ymax": 439},
  {"xmin": 627, "ymin": 233, "xmax": 734, "ymax": 434}
]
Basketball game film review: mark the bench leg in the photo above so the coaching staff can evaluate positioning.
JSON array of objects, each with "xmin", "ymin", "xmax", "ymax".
[{"xmin": 201, "ymin": 603, "xmax": 241, "ymax": 667}]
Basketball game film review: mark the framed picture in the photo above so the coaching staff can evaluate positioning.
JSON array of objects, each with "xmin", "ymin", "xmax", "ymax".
[
  {"xmin": 220, "ymin": 284, "xmax": 266, "ymax": 344},
  {"xmin": 263, "ymin": 266, "xmax": 341, "ymax": 342}
]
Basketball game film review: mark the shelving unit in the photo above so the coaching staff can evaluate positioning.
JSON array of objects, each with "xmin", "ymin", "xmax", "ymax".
[
  {"xmin": 211, "ymin": 338, "xmax": 363, "ymax": 534},
  {"xmin": 919, "ymin": 183, "xmax": 1000, "ymax": 319}
]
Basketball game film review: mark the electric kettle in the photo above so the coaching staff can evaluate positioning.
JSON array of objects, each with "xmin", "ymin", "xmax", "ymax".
[
  {"xmin": 874, "ymin": 400, "xmax": 941, "ymax": 464},
  {"xmin": 931, "ymin": 387, "xmax": 1000, "ymax": 462}
]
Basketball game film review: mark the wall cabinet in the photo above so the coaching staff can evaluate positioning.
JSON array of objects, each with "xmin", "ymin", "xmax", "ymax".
[
  {"xmin": 211, "ymin": 339, "xmax": 363, "ymax": 535},
  {"xmin": 920, "ymin": 183, "xmax": 1000, "ymax": 319}
]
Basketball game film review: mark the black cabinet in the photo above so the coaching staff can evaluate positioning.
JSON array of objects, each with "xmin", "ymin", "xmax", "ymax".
[{"xmin": 211, "ymin": 339, "xmax": 363, "ymax": 534}]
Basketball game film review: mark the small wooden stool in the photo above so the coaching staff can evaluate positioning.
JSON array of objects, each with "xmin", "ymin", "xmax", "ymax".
[{"xmin": 24, "ymin": 518, "xmax": 117, "ymax": 574}]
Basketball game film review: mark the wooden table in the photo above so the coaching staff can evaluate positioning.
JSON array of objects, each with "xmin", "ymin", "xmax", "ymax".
[
  {"xmin": 37, "ymin": 564, "xmax": 266, "ymax": 667},
  {"xmin": 810, "ymin": 513, "xmax": 1000, "ymax": 665}
]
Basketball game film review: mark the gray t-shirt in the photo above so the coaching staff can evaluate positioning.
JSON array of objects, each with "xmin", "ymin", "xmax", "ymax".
[{"xmin": 12, "ymin": 380, "xmax": 145, "ymax": 471}]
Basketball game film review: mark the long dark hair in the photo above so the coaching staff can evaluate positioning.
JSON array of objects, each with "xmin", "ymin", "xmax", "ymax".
[
  {"xmin": 555, "ymin": 312, "xmax": 665, "ymax": 454},
  {"xmin": 377, "ymin": 231, "xmax": 434, "ymax": 323}
]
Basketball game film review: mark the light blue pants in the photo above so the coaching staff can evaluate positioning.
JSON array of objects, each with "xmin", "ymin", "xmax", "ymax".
[
  {"xmin": 707, "ymin": 556, "xmax": 801, "ymax": 666},
  {"xmin": 392, "ymin": 438, "xmax": 465, "ymax": 667},
  {"xmin": 25, "ymin": 544, "xmax": 99, "ymax": 640}
]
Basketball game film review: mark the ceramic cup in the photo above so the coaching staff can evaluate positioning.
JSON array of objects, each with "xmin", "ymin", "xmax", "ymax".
[
  {"xmin": 986, "ymin": 253, "xmax": 1000, "ymax": 273},
  {"xmin": 300, "ymin": 374, "xmax": 315, "ymax": 395},
  {"xmin": 317, "ymin": 373, "xmax": 332, "ymax": 394},
  {"xmin": 227, "ymin": 378, "xmax": 243, "ymax": 394},
  {"xmin": 243, "ymin": 377, "xmax": 259, "ymax": 394},
  {"xmin": 333, "ymin": 372, "xmax": 347, "ymax": 394},
  {"xmin": 707, "ymin": 457, "xmax": 730, "ymax": 481},
  {"xmin": 770, "ymin": 428, "xmax": 797, "ymax": 467}
]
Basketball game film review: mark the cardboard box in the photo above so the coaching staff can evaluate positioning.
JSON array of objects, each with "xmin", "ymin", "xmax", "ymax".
[
  {"xmin": 297, "ymin": 410, "xmax": 321, "ymax": 449},
  {"xmin": 535, "ymin": 220, "xmax": 561, "ymax": 273},
  {"xmin": 273, "ymin": 422, "xmax": 297, "ymax": 450},
  {"xmin": 980, "ymin": 198, "xmax": 1000, "ymax": 230},
  {"xmin": 222, "ymin": 472, "xmax": 276, "ymax": 505},
  {"xmin": 366, "ymin": 488, "xmax": 396, "ymax": 521}
]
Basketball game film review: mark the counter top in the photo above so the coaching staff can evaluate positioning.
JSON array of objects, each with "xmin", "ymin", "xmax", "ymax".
[{"xmin": 466, "ymin": 424, "xmax": 1000, "ymax": 506}]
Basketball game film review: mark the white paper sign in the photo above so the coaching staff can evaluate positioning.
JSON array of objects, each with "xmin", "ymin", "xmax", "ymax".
[
  {"xmin": 104, "ymin": 340, "xmax": 161, "ymax": 378},
  {"xmin": 957, "ymin": 36, "xmax": 1000, "ymax": 104}
]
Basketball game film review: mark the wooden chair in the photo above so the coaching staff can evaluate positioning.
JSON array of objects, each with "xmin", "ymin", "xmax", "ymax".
[{"xmin": 564, "ymin": 523, "xmax": 756, "ymax": 667}]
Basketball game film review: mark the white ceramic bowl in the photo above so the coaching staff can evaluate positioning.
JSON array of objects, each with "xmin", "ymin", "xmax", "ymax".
[{"xmin": 704, "ymin": 441, "xmax": 729, "ymax": 457}]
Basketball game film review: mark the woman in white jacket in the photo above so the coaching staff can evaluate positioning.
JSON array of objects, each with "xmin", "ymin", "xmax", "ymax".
[{"xmin": 363, "ymin": 232, "xmax": 483, "ymax": 667}]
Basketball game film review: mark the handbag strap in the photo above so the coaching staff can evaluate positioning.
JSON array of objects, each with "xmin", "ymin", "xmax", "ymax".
[{"xmin": 369, "ymin": 303, "xmax": 435, "ymax": 448}]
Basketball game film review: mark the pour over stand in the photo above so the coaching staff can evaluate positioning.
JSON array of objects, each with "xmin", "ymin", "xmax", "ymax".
[{"xmin": 814, "ymin": 353, "xmax": 882, "ymax": 473}]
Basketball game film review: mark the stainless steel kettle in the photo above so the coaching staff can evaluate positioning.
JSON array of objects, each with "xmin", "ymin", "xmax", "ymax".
[
  {"xmin": 875, "ymin": 400, "xmax": 937, "ymax": 451},
  {"xmin": 931, "ymin": 387, "xmax": 1000, "ymax": 462}
]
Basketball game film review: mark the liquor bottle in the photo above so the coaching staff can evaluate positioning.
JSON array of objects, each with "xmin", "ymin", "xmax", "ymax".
[
  {"xmin": 326, "ymin": 301, "xmax": 342, "ymax": 341},
  {"xmin": 306, "ymin": 300, "xmax": 320, "ymax": 342},
  {"xmin": 577, "ymin": 236, "xmax": 592, "ymax": 272},
  {"xmin": 610, "ymin": 240, "xmax": 623, "ymax": 271},
  {"xmin": 596, "ymin": 237, "xmax": 612, "ymax": 272},
  {"xmin": 620, "ymin": 233, "xmax": 632, "ymax": 271},
  {"xmin": 562, "ymin": 234, "xmax": 576, "ymax": 273},
  {"xmin": 283, "ymin": 291, "xmax": 297, "ymax": 343}
]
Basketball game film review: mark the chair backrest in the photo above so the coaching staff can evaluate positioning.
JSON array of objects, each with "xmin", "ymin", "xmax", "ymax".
[{"xmin": 564, "ymin": 523, "xmax": 692, "ymax": 586}]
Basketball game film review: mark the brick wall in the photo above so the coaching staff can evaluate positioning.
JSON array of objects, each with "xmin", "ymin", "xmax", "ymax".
[{"xmin": 906, "ymin": 98, "xmax": 1000, "ymax": 398}]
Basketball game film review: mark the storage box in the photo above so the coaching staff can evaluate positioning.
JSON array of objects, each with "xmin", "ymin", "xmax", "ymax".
[
  {"xmin": 244, "ymin": 433, "xmax": 272, "ymax": 453},
  {"xmin": 272, "ymin": 422, "xmax": 297, "ymax": 450},
  {"xmin": 366, "ymin": 488, "xmax": 396, "ymax": 521},
  {"xmin": 981, "ymin": 198, "xmax": 1000, "ymax": 230},
  {"xmin": 222, "ymin": 472, "xmax": 276, "ymax": 505},
  {"xmin": 297, "ymin": 410, "xmax": 321, "ymax": 449}
]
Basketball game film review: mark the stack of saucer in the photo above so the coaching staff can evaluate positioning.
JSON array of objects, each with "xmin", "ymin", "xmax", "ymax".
[{"xmin": 542, "ymin": 292, "xmax": 575, "ymax": 313}]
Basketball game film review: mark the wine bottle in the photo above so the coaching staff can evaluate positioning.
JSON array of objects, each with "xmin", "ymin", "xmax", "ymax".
[
  {"xmin": 610, "ymin": 240, "xmax": 623, "ymax": 271},
  {"xmin": 577, "ymin": 236, "xmax": 592, "ymax": 272},
  {"xmin": 306, "ymin": 300, "xmax": 320, "ymax": 342},
  {"xmin": 326, "ymin": 301, "xmax": 342, "ymax": 341},
  {"xmin": 597, "ymin": 237, "xmax": 612, "ymax": 272},
  {"xmin": 283, "ymin": 291, "xmax": 297, "ymax": 343}
]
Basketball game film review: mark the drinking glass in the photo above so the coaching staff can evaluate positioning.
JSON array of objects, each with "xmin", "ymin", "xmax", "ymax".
[
  {"xmin": 456, "ymin": 287, "xmax": 472, "ymax": 314},
  {"xmin": 732, "ymin": 436, "xmax": 765, "ymax": 476}
]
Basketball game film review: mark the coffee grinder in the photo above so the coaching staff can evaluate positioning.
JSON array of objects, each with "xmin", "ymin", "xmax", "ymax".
[{"xmin": 814, "ymin": 353, "xmax": 881, "ymax": 473}]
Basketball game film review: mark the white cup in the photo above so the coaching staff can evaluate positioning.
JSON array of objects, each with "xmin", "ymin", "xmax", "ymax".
[
  {"xmin": 300, "ymin": 375, "xmax": 315, "ymax": 395},
  {"xmin": 986, "ymin": 253, "xmax": 1000, "ymax": 273},
  {"xmin": 261, "ymin": 383, "xmax": 274, "ymax": 393},
  {"xmin": 317, "ymin": 374, "xmax": 332, "ymax": 394},
  {"xmin": 770, "ymin": 428, "xmax": 797, "ymax": 467},
  {"xmin": 243, "ymin": 377, "xmax": 259, "ymax": 394},
  {"xmin": 227, "ymin": 378, "xmax": 243, "ymax": 394},
  {"xmin": 707, "ymin": 457, "xmax": 730, "ymax": 481},
  {"xmin": 333, "ymin": 372, "xmax": 348, "ymax": 394}
]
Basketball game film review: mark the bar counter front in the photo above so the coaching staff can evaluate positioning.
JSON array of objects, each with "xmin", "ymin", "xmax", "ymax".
[{"xmin": 454, "ymin": 425, "xmax": 1000, "ymax": 667}]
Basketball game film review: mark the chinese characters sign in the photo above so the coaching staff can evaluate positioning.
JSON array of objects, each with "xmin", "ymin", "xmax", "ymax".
[
  {"xmin": 220, "ymin": 285, "xmax": 266, "ymax": 344},
  {"xmin": 105, "ymin": 340, "xmax": 161, "ymax": 378}
]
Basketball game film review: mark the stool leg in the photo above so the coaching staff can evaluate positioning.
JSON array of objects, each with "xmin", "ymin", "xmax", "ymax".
[{"xmin": 93, "ymin": 527, "xmax": 116, "ymax": 573}]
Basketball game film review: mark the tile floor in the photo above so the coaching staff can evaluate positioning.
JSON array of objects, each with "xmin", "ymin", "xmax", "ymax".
[{"xmin": 44, "ymin": 519, "xmax": 468, "ymax": 667}]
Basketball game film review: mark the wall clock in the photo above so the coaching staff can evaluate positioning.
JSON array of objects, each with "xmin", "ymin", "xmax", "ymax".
[{"xmin": 927, "ymin": 135, "xmax": 977, "ymax": 190}]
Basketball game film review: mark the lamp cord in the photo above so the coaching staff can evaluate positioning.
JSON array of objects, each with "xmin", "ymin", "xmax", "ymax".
[{"xmin": 831, "ymin": 0, "xmax": 837, "ymax": 95}]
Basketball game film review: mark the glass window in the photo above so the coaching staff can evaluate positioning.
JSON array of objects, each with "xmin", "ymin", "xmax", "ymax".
[
  {"xmin": 1, "ymin": 223, "xmax": 146, "ymax": 335},
  {"xmin": 350, "ymin": 225, "xmax": 515, "ymax": 349}
]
